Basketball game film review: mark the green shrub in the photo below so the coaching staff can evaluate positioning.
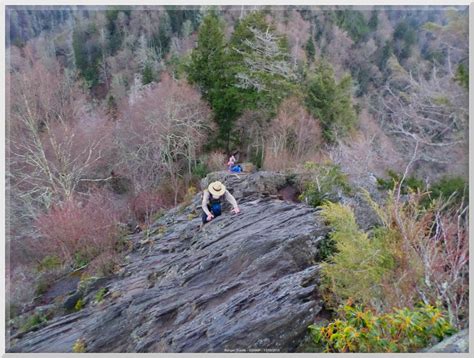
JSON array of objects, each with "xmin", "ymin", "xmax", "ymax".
[
  {"xmin": 37, "ymin": 255, "xmax": 62, "ymax": 272},
  {"xmin": 192, "ymin": 162, "xmax": 209, "ymax": 178},
  {"xmin": 74, "ymin": 251, "xmax": 93, "ymax": 269},
  {"xmin": 142, "ymin": 63, "xmax": 154, "ymax": 85},
  {"xmin": 72, "ymin": 338, "xmax": 87, "ymax": 353},
  {"xmin": 319, "ymin": 201, "xmax": 394, "ymax": 309},
  {"xmin": 427, "ymin": 176, "xmax": 467, "ymax": 207},
  {"xmin": 74, "ymin": 298, "xmax": 85, "ymax": 311},
  {"xmin": 316, "ymin": 236, "xmax": 337, "ymax": 261},
  {"xmin": 19, "ymin": 313, "xmax": 48, "ymax": 333},
  {"xmin": 378, "ymin": 172, "xmax": 467, "ymax": 210},
  {"xmin": 34, "ymin": 278, "xmax": 51, "ymax": 296},
  {"xmin": 299, "ymin": 162, "xmax": 351, "ymax": 207},
  {"xmin": 309, "ymin": 303, "xmax": 456, "ymax": 352},
  {"xmin": 95, "ymin": 288, "xmax": 108, "ymax": 303},
  {"xmin": 376, "ymin": 170, "xmax": 424, "ymax": 194},
  {"xmin": 454, "ymin": 63, "xmax": 468, "ymax": 90},
  {"xmin": 320, "ymin": 187, "xmax": 468, "ymax": 327}
]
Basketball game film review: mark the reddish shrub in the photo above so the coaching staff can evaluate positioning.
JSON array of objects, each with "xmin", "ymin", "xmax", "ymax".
[
  {"xmin": 35, "ymin": 190, "xmax": 123, "ymax": 268},
  {"xmin": 87, "ymin": 251, "xmax": 122, "ymax": 277},
  {"xmin": 129, "ymin": 190, "xmax": 167, "ymax": 225}
]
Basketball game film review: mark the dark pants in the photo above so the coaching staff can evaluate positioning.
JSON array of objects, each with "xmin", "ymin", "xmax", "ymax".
[{"xmin": 201, "ymin": 202, "xmax": 222, "ymax": 224}]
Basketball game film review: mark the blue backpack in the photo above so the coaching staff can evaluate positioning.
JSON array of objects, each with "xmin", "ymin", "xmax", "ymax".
[
  {"xmin": 230, "ymin": 165, "xmax": 242, "ymax": 173},
  {"xmin": 210, "ymin": 202, "xmax": 222, "ymax": 216},
  {"xmin": 208, "ymin": 191, "xmax": 222, "ymax": 216}
]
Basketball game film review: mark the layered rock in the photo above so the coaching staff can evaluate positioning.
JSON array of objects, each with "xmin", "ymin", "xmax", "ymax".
[{"xmin": 9, "ymin": 171, "xmax": 329, "ymax": 353}]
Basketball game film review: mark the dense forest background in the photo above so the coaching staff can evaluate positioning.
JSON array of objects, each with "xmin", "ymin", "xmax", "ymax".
[{"xmin": 6, "ymin": 5, "xmax": 469, "ymax": 347}]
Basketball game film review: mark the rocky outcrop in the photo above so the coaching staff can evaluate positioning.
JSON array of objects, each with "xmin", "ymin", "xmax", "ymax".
[
  {"xmin": 9, "ymin": 171, "xmax": 329, "ymax": 353},
  {"xmin": 200, "ymin": 170, "xmax": 291, "ymax": 203},
  {"xmin": 422, "ymin": 329, "xmax": 469, "ymax": 353}
]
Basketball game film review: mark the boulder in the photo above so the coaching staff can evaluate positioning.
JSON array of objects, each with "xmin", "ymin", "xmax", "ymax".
[
  {"xmin": 239, "ymin": 162, "xmax": 256, "ymax": 173},
  {"xmin": 200, "ymin": 171, "xmax": 289, "ymax": 204},
  {"xmin": 421, "ymin": 329, "xmax": 469, "ymax": 353}
]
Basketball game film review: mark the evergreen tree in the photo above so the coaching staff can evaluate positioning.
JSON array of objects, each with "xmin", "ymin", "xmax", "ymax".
[
  {"xmin": 455, "ymin": 63, "xmax": 469, "ymax": 90},
  {"xmin": 187, "ymin": 12, "xmax": 226, "ymax": 97},
  {"xmin": 305, "ymin": 36, "xmax": 316, "ymax": 62},
  {"xmin": 106, "ymin": 94, "xmax": 118, "ymax": 119},
  {"xmin": 105, "ymin": 8, "xmax": 124, "ymax": 55},
  {"xmin": 187, "ymin": 11, "xmax": 241, "ymax": 150},
  {"xmin": 229, "ymin": 11, "xmax": 294, "ymax": 113},
  {"xmin": 393, "ymin": 20, "xmax": 417, "ymax": 61},
  {"xmin": 142, "ymin": 63, "xmax": 154, "ymax": 85},
  {"xmin": 305, "ymin": 61, "xmax": 357, "ymax": 142},
  {"xmin": 368, "ymin": 9, "xmax": 379, "ymax": 31},
  {"xmin": 377, "ymin": 41, "xmax": 393, "ymax": 72},
  {"xmin": 187, "ymin": 10, "xmax": 300, "ymax": 150},
  {"xmin": 335, "ymin": 10, "xmax": 370, "ymax": 43},
  {"xmin": 154, "ymin": 13, "xmax": 172, "ymax": 58},
  {"xmin": 72, "ymin": 22, "xmax": 102, "ymax": 88}
]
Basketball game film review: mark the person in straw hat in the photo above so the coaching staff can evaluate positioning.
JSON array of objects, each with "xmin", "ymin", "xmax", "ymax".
[{"xmin": 201, "ymin": 181, "xmax": 240, "ymax": 224}]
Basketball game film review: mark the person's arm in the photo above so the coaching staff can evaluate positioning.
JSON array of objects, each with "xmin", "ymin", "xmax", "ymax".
[
  {"xmin": 202, "ymin": 190, "xmax": 212, "ymax": 217},
  {"xmin": 224, "ymin": 190, "xmax": 239, "ymax": 211}
]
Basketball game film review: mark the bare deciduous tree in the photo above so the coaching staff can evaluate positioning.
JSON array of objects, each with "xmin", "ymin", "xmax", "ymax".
[
  {"xmin": 264, "ymin": 97, "xmax": 323, "ymax": 170},
  {"xmin": 371, "ymin": 57, "xmax": 468, "ymax": 176},
  {"xmin": 329, "ymin": 108, "xmax": 404, "ymax": 186},
  {"xmin": 233, "ymin": 27, "xmax": 297, "ymax": 95},
  {"xmin": 9, "ymin": 48, "xmax": 109, "ymax": 212},
  {"xmin": 116, "ymin": 72, "xmax": 212, "ymax": 205},
  {"xmin": 274, "ymin": 10, "xmax": 311, "ymax": 66}
]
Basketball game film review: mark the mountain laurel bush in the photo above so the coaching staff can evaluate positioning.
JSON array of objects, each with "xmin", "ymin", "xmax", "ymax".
[{"xmin": 309, "ymin": 303, "xmax": 455, "ymax": 352}]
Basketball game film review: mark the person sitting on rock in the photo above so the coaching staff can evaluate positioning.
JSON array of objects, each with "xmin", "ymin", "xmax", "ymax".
[
  {"xmin": 201, "ymin": 181, "xmax": 240, "ymax": 224},
  {"xmin": 227, "ymin": 155, "xmax": 236, "ymax": 170},
  {"xmin": 227, "ymin": 154, "xmax": 242, "ymax": 173}
]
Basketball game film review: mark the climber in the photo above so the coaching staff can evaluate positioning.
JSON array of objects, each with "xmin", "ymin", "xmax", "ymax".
[
  {"xmin": 227, "ymin": 155, "xmax": 236, "ymax": 169},
  {"xmin": 227, "ymin": 154, "xmax": 242, "ymax": 173},
  {"xmin": 201, "ymin": 181, "xmax": 240, "ymax": 225}
]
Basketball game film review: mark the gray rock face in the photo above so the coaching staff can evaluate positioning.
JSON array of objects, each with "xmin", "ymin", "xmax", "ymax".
[
  {"xmin": 200, "ymin": 171, "xmax": 290, "ymax": 203},
  {"xmin": 9, "ymin": 172, "xmax": 329, "ymax": 353},
  {"xmin": 422, "ymin": 329, "xmax": 469, "ymax": 353}
]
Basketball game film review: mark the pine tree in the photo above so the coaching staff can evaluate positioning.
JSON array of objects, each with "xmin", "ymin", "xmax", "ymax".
[
  {"xmin": 368, "ymin": 9, "xmax": 379, "ymax": 31},
  {"xmin": 142, "ymin": 63, "xmax": 154, "ymax": 85},
  {"xmin": 106, "ymin": 94, "xmax": 118, "ymax": 119},
  {"xmin": 455, "ymin": 63, "xmax": 469, "ymax": 90},
  {"xmin": 187, "ymin": 11, "xmax": 240, "ymax": 150},
  {"xmin": 72, "ymin": 21, "xmax": 102, "ymax": 88},
  {"xmin": 305, "ymin": 37, "xmax": 316, "ymax": 62},
  {"xmin": 305, "ymin": 61, "xmax": 357, "ymax": 142},
  {"xmin": 187, "ymin": 11, "xmax": 227, "ymax": 98},
  {"xmin": 155, "ymin": 13, "xmax": 172, "ymax": 58}
]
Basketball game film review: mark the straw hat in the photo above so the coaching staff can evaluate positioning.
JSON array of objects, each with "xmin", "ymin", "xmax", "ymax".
[{"xmin": 208, "ymin": 181, "xmax": 226, "ymax": 197}]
